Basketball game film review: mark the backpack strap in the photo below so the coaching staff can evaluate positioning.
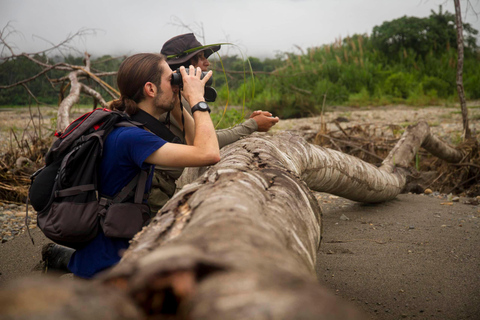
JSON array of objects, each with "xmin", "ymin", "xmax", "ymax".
[
  {"xmin": 25, "ymin": 188, "xmax": 35, "ymax": 245},
  {"xmin": 134, "ymin": 170, "xmax": 148, "ymax": 203},
  {"xmin": 114, "ymin": 170, "xmax": 148, "ymax": 204},
  {"xmin": 130, "ymin": 109, "xmax": 183, "ymax": 144},
  {"xmin": 55, "ymin": 184, "xmax": 95, "ymax": 198},
  {"xmin": 99, "ymin": 170, "xmax": 149, "ymax": 207}
]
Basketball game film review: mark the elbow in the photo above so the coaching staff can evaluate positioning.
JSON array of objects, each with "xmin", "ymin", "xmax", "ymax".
[
  {"xmin": 205, "ymin": 151, "xmax": 221, "ymax": 165},
  {"xmin": 210, "ymin": 153, "xmax": 221, "ymax": 165}
]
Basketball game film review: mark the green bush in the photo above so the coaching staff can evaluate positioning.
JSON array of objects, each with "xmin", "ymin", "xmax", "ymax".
[
  {"xmin": 406, "ymin": 85, "xmax": 440, "ymax": 106},
  {"xmin": 422, "ymin": 76, "xmax": 451, "ymax": 98},
  {"xmin": 313, "ymin": 79, "xmax": 349, "ymax": 105},
  {"xmin": 464, "ymin": 73, "xmax": 480, "ymax": 99},
  {"xmin": 348, "ymin": 87, "xmax": 371, "ymax": 107},
  {"xmin": 384, "ymin": 72, "xmax": 416, "ymax": 99}
]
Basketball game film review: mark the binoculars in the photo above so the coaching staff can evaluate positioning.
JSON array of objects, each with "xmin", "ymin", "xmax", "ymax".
[{"xmin": 171, "ymin": 68, "xmax": 216, "ymax": 102}]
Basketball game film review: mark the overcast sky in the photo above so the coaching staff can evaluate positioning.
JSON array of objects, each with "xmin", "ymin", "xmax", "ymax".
[{"xmin": 1, "ymin": 0, "xmax": 479, "ymax": 59}]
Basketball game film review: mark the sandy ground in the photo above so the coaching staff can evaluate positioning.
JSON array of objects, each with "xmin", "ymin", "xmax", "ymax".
[
  {"xmin": 1, "ymin": 193, "xmax": 479, "ymax": 319},
  {"xmin": 1, "ymin": 105, "xmax": 479, "ymax": 319},
  {"xmin": 316, "ymin": 192, "xmax": 480, "ymax": 320}
]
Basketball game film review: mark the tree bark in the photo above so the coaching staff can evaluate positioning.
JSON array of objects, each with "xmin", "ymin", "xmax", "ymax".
[
  {"xmin": 80, "ymin": 83, "xmax": 109, "ymax": 108},
  {"xmin": 453, "ymin": 0, "xmax": 471, "ymax": 139},
  {"xmin": 98, "ymin": 122, "xmax": 462, "ymax": 319},
  {"xmin": 102, "ymin": 131, "xmax": 365, "ymax": 319},
  {"xmin": 0, "ymin": 277, "xmax": 143, "ymax": 320}
]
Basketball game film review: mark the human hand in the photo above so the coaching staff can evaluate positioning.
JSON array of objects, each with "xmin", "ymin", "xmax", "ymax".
[
  {"xmin": 250, "ymin": 110, "xmax": 279, "ymax": 132},
  {"xmin": 180, "ymin": 65, "xmax": 212, "ymax": 106},
  {"xmin": 249, "ymin": 110, "xmax": 272, "ymax": 118}
]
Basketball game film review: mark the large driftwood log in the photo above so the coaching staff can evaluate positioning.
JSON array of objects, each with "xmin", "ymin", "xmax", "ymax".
[
  {"xmin": 0, "ymin": 276, "xmax": 143, "ymax": 320},
  {"xmin": 98, "ymin": 121, "xmax": 461, "ymax": 319},
  {"xmin": 102, "ymin": 131, "xmax": 364, "ymax": 319},
  {"xmin": 0, "ymin": 122, "xmax": 464, "ymax": 319}
]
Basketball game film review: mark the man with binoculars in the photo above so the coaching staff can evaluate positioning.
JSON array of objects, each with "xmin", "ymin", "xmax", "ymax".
[
  {"xmin": 43, "ymin": 53, "xmax": 220, "ymax": 279},
  {"xmin": 41, "ymin": 35, "xmax": 278, "ymax": 276}
]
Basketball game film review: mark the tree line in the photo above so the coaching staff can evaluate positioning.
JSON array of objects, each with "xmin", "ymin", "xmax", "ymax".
[
  {"xmin": 0, "ymin": 6, "xmax": 478, "ymax": 119},
  {"xmin": 211, "ymin": 6, "xmax": 479, "ymax": 118}
]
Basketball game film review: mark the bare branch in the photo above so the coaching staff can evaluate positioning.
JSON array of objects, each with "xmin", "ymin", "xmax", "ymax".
[
  {"xmin": 21, "ymin": 83, "xmax": 42, "ymax": 105},
  {"xmin": 168, "ymin": 16, "xmax": 206, "ymax": 43},
  {"xmin": 92, "ymin": 71, "xmax": 118, "ymax": 77},
  {"xmin": 2, "ymin": 53, "xmax": 119, "ymax": 100},
  {"xmin": 56, "ymin": 52, "xmax": 91, "ymax": 131},
  {"xmin": 0, "ymin": 22, "xmax": 20, "ymax": 58},
  {"xmin": 49, "ymin": 71, "xmax": 118, "ymax": 99},
  {"xmin": 1, "ymin": 25, "xmax": 98, "ymax": 63},
  {"xmin": 77, "ymin": 67, "xmax": 119, "ymax": 98},
  {"xmin": 19, "ymin": 53, "xmax": 73, "ymax": 71},
  {"xmin": 51, "ymin": 71, "xmax": 117, "ymax": 83},
  {"xmin": 0, "ymin": 62, "xmax": 72, "ymax": 89},
  {"xmin": 92, "ymin": 55, "xmax": 127, "ymax": 66},
  {"xmin": 80, "ymin": 83, "xmax": 109, "ymax": 108},
  {"xmin": 27, "ymin": 28, "xmax": 98, "ymax": 59},
  {"xmin": 463, "ymin": 0, "xmax": 479, "ymax": 17}
]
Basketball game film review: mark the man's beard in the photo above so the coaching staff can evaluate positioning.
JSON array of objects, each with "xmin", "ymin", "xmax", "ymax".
[{"xmin": 153, "ymin": 89, "xmax": 176, "ymax": 113}]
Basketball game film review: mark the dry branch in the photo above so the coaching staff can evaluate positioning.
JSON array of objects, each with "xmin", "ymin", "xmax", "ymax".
[
  {"xmin": 80, "ymin": 83, "xmax": 109, "ymax": 108},
  {"xmin": 1, "ymin": 28, "xmax": 120, "ymax": 131}
]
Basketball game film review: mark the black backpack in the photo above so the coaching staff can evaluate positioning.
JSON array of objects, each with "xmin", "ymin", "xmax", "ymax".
[{"xmin": 27, "ymin": 108, "xmax": 171, "ymax": 249}]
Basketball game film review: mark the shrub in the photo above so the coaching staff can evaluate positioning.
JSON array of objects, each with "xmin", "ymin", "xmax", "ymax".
[
  {"xmin": 384, "ymin": 72, "xmax": 416, "ymax": 99},
  {"xmin": 464, "ymin": 74, "xmax": 480, "ymax": 99},
  {"xmin": 348, "ymin": 87, "xmax": 371, "ymax": 107},
  {"xmin": 422, "ymin": 76, "xmax": 450, "ymax": 98}
]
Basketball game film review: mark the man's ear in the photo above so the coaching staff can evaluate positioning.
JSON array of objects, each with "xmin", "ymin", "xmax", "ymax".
[{"xmin": 144, "ymin": 82, "xmax": 157, "ymax": 98}]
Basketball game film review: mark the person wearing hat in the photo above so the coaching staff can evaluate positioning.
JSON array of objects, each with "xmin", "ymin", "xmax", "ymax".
[
  {"xmin": 147, "ymin": 33, "xmax": 279, "ymax": 213},
  {"xmin": 160, "ymin": 33, "xmax": 279, "ymax": 140}
]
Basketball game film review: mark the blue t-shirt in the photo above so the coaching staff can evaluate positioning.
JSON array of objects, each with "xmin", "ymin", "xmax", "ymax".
[{"xmin": 68, "ymin": 126, "xmax": 166, "ymax": 278}]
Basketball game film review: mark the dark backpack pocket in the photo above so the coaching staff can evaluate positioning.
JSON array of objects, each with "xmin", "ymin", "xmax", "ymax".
[
  {"xmin": 37, "ymin": 200, "xmax": 101, "ymax": 249},
  {"xmin": 29, "ymin": 161, "xmax": 61, "ymax": 212},
  {"xmin": 100, "ymin": 203, "xmax": 151, "ymax": 239}
]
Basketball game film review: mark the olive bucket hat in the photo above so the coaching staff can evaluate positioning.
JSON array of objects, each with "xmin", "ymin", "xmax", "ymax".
[{"xmin": 161, "ymin": 33, "xmax": 221, "ymax": 66}]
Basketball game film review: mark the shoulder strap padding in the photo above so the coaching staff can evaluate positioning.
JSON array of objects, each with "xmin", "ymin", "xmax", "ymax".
[{"xmin": 46, "ymin": 110, "xmax": 125, "ymax": 160}]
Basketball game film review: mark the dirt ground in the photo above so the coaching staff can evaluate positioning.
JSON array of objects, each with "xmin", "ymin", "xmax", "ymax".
[
  {"xmin": 0, "ymin": 105, "xmax": 479, "ymax": 319},
  {"xmin": 316, "ymin": 192, "xmax": 480, "ymax": 319}
]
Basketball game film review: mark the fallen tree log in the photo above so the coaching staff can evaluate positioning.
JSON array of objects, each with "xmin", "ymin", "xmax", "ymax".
[
  {"xmin": 0, "ymin": 121, "xmax": 467, "ymax": 319},
  {"xmin": 98, "ymin": 121, "xmax": 463, "ymax": 319},
  {"xmin": 102, "ymin": 131, "xmax": 364, "ymax": 319},
  {"xmin": 0, "ymin": 276, "xmax": 143, "ymax": 320}
]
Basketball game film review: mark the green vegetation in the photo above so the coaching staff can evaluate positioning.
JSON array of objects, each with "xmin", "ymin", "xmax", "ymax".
[
  {"xmin": 210, "ymin": 108, "xmax": 247, "ymax": 129},
  {"xmin": 209, "ymin": 6, "xmax": 479, "ymax": 118},
  {"xmin": 1, "ymin": 6, "xmax": 478, "ymax": 121}
]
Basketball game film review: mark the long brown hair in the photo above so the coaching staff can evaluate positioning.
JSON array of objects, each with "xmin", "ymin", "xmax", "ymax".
[{"xmin": 110, "ymin": 53, "xmax": 165, "ymax": 115}]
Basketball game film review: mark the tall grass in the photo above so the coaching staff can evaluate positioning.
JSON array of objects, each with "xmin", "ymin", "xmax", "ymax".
[{"xmin": 212, "ymin": 34, "xmax": 480, "ymax": 118}]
